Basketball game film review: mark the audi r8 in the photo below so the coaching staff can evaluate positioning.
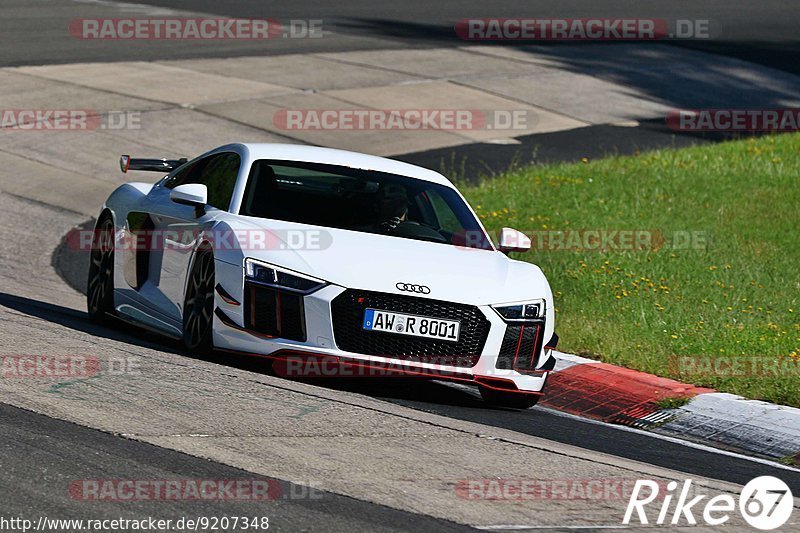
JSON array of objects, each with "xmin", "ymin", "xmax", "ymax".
[{"xmin": 88, "ymin": 144, "xmax": 557, "ymax": 408}]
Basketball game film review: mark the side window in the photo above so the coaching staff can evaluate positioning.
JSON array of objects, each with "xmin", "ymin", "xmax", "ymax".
[
  {"xmin": 199, "ymin": 153, "xmax": 241, "ymax": 209},
  {"xmin": 426, "ymin": 189, "xmax": 463, "ymax": 233},
  {"xmin": 163, "ymin": 160, "xmax": 201, "ymax": 189},
  {"xmin": 163, "ymin": 153, "xmax": 241, "ymax": 210}
]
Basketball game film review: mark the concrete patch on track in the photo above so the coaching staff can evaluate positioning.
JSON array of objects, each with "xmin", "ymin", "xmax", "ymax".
[
  {"xmin": 162, "ymin": 55, "xmax": 425, "ymax": 91},
  {"xmin": 15, "ymin": 62, "xmax": 298, "ymax": 106}
]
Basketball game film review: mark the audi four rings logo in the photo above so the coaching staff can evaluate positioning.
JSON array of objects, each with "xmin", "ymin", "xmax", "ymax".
[{"xmin": 396, "ymin": 282, "xmax": 431, "ymax": 294}]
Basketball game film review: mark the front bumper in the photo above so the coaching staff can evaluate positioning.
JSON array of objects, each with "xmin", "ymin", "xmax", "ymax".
[{"xmin": 212, "ymin": 264, "xmax": 553, "ymax": 394}]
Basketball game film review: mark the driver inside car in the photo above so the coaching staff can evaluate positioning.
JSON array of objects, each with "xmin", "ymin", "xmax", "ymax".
[
  {"xmin": 356, "ymin": 183, "xmax": 449, "ymax": 244},
  {"xmin": 376, "ymin": 184, "xmax": 409, "ymax": 232}
]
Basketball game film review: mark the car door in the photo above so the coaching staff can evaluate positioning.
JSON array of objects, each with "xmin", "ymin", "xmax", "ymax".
[{"xmin": 134, "ymin": 152, "xmax": 241, "ymax": 325}]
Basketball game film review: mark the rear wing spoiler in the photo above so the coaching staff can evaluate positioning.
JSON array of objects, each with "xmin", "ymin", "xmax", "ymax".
[{"xmin": 119, "ymin": 155, "xmax": 188, "ymax": 173}]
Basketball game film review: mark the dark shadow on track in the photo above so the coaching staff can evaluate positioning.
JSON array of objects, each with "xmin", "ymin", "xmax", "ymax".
[
  {"xmin": 0, "ymin": 291, "xmax": 183, "ymax": 356},
  {"xmin": 396, "ymin": 113, "xmax": 793, "ymax": 184}
]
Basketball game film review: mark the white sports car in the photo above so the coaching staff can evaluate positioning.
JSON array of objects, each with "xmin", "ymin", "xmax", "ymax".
[{"xmin": 88, "ymin": 143, "xmax": 557, "ymax": 408}]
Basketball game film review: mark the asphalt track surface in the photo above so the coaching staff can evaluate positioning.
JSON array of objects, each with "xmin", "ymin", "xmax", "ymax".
[
  {"xmin": 2, "ymin": 0, "xmax": 800, "ymax": 529},
  {"xmin": 2, "ymin": 0, "xmax": 798, "ymax": 74},
  {"xmin": 0, "ymin": 402, "xmax": 469, "ymax": 532}
]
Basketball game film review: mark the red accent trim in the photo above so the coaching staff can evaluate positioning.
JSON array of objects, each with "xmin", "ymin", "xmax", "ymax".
[
  {"xmin": 215, "ymin": 308, "xmax": 275, "ymax": 339},
  {"xmin": 507, "ymin": 323, "xmax": 545, "ymax": 375},
  {"xmin": 214, "ymin": 347, "xmax": 544, "ymax": 396},
  {"xmin": 215, "ymin": 284, "xmax": 240, "ymax": 306},
  {"xmin": 527, "ymin": 324, "xmax": 542, "ymax": 369},
  {"xmin": 249, "ymin": 285, "xmax": 256, "ymax": 328},
  {"xmin": 510, "ymin": 324, "xmax": 525, "ymax": 371}
]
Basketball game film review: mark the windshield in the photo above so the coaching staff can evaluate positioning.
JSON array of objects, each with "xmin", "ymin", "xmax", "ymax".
[{"xmin": 239, "ymin": 160, "xmax": 493, "ymax": 249}]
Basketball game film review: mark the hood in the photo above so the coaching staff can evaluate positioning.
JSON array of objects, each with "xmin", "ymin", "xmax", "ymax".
[{"xmin": 214, "ymin": 217, "xmax": 551, "ymax": 306}]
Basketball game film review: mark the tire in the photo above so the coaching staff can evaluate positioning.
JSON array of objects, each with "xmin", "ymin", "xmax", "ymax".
[
  {"xmin": 87, "ymin": 214, "xmax": 116, "ymax": 324},
  {"xmin": 182, "ymin": 248, "xmax": 215, "ymax": 355},
  {"xmin": 479, "ymin": 387, "xmax": 541, "ymax": 409}
]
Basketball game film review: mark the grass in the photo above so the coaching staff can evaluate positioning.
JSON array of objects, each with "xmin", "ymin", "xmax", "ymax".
[
  {"xmin": 779, "ymin": 454, "xmax": 800, "ymax": 467},
  {"xmin": 655, "ymin": 396, "xmax": 693, "ymax": 410},
  {"xmin": 461, "ymin": 134, "xmax": 800, "ymax": 407}
]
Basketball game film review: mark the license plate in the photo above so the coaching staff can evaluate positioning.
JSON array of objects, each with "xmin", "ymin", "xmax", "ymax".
[{"xmin": 362, "ymin": 309, "xmax": 460, "ymax": 342}]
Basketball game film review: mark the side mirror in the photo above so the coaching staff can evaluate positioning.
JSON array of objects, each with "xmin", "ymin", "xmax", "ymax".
[
  {"xmin": 170, "ymin": 183, "xmax": 207, "ymax": 206},
  {"xmin": 170, "ymin": 184, "xmax": 207, "ymax": 216},
  {"xmin": 497, "ymin": 227, "xmax": 531, "ymax": 254}
]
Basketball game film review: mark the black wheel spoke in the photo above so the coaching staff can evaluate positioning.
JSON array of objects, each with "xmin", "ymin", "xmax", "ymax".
[
  {"xmin": 183, "ymin": 250, "xmax": 214, "ymax": 351},
  {"xmin": 87, "ymin": 217, "xmax": 115, "ymax": 323}
]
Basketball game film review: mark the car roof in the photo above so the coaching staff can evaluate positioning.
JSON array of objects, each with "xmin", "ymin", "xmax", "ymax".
[{"xmin": 219, "ymin": 143, "xmax": 454, "ymax": 187}]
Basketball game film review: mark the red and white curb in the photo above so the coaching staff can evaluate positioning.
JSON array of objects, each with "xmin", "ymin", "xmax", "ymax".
[{"xmin": 546, "ymin": 352, "xmax": 800, "ymax": 464}]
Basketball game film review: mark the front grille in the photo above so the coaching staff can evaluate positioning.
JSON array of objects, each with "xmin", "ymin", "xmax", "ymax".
[
  {"xmin": 496, "ymin": 321, "xmax": 545, "ymax": 372},
  {"xmin": 330, "ymin": 289, "xmax": 491, "ymax": 367},
  {"xmin": 244, "ymin": 282, "xmax": 306, "ymax": 341}
]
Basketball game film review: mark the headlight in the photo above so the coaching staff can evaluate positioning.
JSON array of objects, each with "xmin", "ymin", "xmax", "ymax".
[
  {"xmin": 492, "ymin": 299, "xmax": 545, "ymax": 321},
  {"xmin": 244, "ymin": 258, "xmax": 327, "ymax": 294}
]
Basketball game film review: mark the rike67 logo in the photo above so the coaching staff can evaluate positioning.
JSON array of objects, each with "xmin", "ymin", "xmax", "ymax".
[{"xmin": 624, "ymin": 476, "xmax": 794, "ymax": 529}]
